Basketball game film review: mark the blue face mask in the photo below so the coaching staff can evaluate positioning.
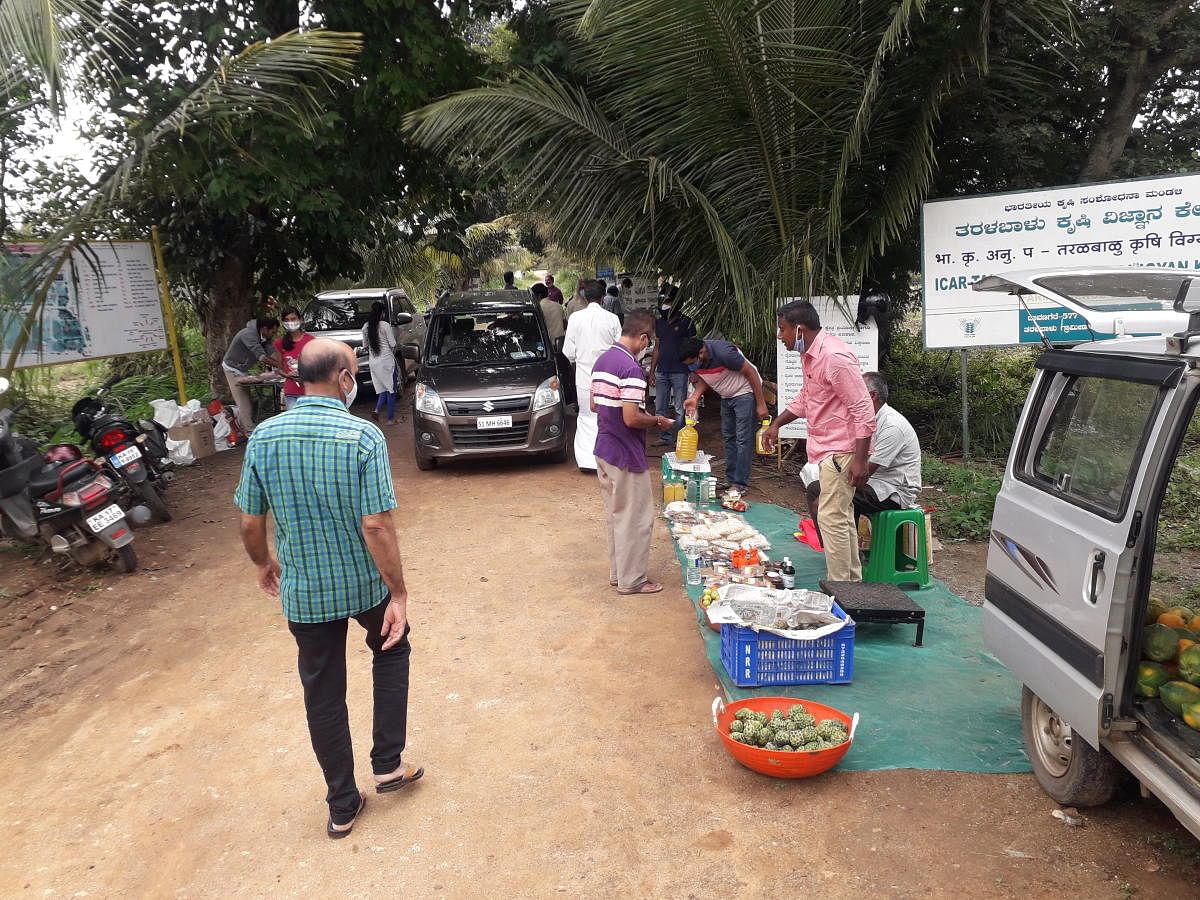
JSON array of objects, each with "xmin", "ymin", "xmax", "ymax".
[
  {"xmin": 687, "ymin": 362, "xmax": 702, "ymax": 372},
  {"xmin": 793, "ymin": 335, "xmax": 806, "ymax": 354}
]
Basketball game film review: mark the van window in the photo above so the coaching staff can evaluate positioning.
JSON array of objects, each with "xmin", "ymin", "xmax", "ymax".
[{"xmin": 1030, "ymin": 375, "xmax": 1159, "ymax": 517}]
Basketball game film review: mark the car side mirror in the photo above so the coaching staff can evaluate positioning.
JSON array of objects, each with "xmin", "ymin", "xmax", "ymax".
[
  {"xmin": 393, "ymin": 312, "xmax": 413, "ymax": 326},
  {"xmin": 401, "ymin": 345, "xmax": 420, "ymax": 361}
]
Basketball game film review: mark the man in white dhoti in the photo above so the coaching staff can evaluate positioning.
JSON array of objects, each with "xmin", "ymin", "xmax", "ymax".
[{"xmin": 562, "ymin": 279, "xmax": 620, "ymax": 472}]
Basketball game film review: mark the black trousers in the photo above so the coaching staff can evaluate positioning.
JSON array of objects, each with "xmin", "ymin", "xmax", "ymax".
[
  {"xmin": 287, "ymin": 597, "xmax": 411, "ymax": 825},
  {"xmin": 805, "ymin": 482, "xmax": 901, "ymax": 547}
]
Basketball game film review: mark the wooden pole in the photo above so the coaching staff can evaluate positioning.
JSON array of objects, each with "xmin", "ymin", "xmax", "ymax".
[{"xmin": 151, "ymin": 226, "xmax": 187, "ymax": 404}]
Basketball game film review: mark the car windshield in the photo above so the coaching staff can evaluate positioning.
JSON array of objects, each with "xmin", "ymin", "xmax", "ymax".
[
  {"xmin": 304, "ymin": 295, "xmax": 386, "ymax": 332},
  {"xmin": 427, "ymin": 311, "xmax": 547, "ymax": 366},
  {"xmin": 1031, "ymin": 273, "xmax": 1200, "ymax": 313}
]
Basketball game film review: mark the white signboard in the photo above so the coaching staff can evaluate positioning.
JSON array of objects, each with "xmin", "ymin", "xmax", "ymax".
[
  {"xmin": 922, "ymin": 172, "xmax": 1200, "ymax": 349},
  {"xmin": 2, "ymin": 241, "xmax": 166, "ymax": 368},
  {"xmin": 777, "ymin": 297, "xmax": 878, "ymax": 439},
  {"xmin": 615, "ymin": 273, "xmax": 661, "ymax": 310}
]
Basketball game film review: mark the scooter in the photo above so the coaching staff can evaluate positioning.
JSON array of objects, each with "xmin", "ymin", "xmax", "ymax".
[
  {"xmin": 71, "ymin": 374, "xmax": 173, "ymax": 522},
  {"xmin": 0, "ymin": 378, "xmax": 148, "ymax": 572}
]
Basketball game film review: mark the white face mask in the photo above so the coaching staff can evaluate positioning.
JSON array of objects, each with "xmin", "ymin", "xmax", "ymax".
[
  {"xmin": 341, "ymin": 371, "xmax": 358, "ymax": 409},
  {"xmin": 284, "ymin": 321, "xmax": 302, "ymax": 332}
]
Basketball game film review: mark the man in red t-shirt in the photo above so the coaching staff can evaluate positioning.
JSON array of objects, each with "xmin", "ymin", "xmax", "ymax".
[
  {"xmin": 274, "ymin": 308, "xmax": 315, "ymax": 410},
  {"xmin": 544, "ymin": 274, "xmax": 565, "ymax": 305}
]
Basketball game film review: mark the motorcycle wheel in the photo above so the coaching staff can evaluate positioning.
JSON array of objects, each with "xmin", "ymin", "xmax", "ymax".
[
  {"xmin": 113, "ymin": 545, "xmax": 138, "ymax": 574},
  {"xmin": 135, "ymin": 478, "xmax": 172, "ymax": 522}
]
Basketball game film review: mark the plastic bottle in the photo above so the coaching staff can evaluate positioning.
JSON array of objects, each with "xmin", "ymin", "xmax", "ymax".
[
  {"xmin": 781, "ymin": 557, "xmax": 796, "ymax": 590},
  {"xmin": 755, "ymin": 418, "xmax": 773, "ymax": 454},
  {"xmin": 675, "ymin": 417, "xmax": 699, "ymax": 462}
]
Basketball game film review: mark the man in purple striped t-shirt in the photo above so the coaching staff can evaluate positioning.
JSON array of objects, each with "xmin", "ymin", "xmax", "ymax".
[{"xmin": 591, "ymin": 309, "xmax": 674, "ymax": 595}]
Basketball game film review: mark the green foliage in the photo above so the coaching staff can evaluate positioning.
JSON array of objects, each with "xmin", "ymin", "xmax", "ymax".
[
  {"xmin": 1157, "ymin": 415, "xmax": 1200, "ymax": 553},
  {"xmin": 923, "ymin": 455, "xmax": 1003, "ymax": 543},
  {"xmin": 408, "ymin": 0, "xmax": 1073, "ymax": 368},
  {"xmin": 886, "ymin": 330, "xmax": 1037, "ymax": 458}
]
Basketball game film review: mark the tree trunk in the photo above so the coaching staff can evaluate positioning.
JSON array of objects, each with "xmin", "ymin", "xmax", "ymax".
[
  {"xmin": 204, "ymin": 249, "xmax": 256, "ymax": 400},
  {"xmin": 1077, "ymin": 48, "xmax": 1156, "ymax": 183}
]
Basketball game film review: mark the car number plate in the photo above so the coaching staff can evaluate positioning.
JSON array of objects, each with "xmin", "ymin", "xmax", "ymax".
[
  {"xmin": 476, "ymin": 415, "xmax": 512, "ymax": 430},
  {"xmin": 110, "ymin": 446, "xmax": 141, "ymax": 467},
  {"xmin": 85, "ymin": 504, "xmax": 124, "ymax": 533}
]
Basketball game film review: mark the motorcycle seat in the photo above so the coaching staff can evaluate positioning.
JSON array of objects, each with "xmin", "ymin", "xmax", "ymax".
[{"xmin": 28, "ymin": 461, "xmax": 93, "ymax": 498}]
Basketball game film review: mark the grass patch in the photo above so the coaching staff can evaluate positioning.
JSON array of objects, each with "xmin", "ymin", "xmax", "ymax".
[
  {"xmin": 1147, "ymin": 830, "xmax": 1200, "ymax": 863},
  {"xmin": 922, "ymin": 455, "xmax": 1003, "ymax": 543}
]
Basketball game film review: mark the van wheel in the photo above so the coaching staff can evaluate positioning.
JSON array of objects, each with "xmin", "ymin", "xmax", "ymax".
[
  {"xmin": 415, "ymin": 452, "xmax": 437, "ymax": 471},
  {"xmin": 547, "ymin": 444, "xmax": 568, "ymax": 464},
  {"xmin": 1021, "ymin": 686, "xmax": 1118, "ymax": 807}
]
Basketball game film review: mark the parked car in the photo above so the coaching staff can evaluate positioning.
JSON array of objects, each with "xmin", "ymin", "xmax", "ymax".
[
  {"xmin": 977, "ymin": 267, "xmax": 1200, "ymax": 840},
  {"xmin": 303, "ymin": 288, "xmax": 426, "ymax": 385},
  {"xmin": 409, "ymin": 289, "xmax": 567, "ymax": 470}
]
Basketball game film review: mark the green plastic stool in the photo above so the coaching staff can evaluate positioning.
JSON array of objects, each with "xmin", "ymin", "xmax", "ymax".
[{"xmin": 863, "ymin": 508, "xmax": 929, "ymax": 588}]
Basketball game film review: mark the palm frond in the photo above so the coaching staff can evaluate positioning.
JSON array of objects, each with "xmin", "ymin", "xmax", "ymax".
[
  {"xmin": 0, "ymin": 0, "xmax": 127, "ymax": 115},
  {"xmin": 1, "ymin": 28, "xmax": 362, "ymax": 376}
]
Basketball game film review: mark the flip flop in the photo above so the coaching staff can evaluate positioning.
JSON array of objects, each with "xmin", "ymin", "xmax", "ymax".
[
  {"xmin": 618, "ymin": 581, "xmax": 663, "ymax": 595},
  {"xmin": 328, "ymin": 791, "xmax": 366, "ymax": 839},
  {"xmin": 375, "ymin": 763, "xmax": 425, "ymax": 794}
]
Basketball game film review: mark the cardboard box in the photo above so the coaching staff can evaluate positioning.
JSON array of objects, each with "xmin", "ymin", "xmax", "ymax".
[{"xmin": 168, "ymin": 419, "xmax": 216, "ymax": 460}]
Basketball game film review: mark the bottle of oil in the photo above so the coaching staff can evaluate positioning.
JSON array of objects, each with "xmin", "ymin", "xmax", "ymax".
[
  {"xmin": 755, "ymin": 418, "xmax": 773, "ymax": 454},
  {"xmin": 675, "ymin": 417, "xmax": 699, "ymax": 462}
]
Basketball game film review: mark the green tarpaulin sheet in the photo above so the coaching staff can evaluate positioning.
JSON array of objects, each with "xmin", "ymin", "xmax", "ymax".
[{"xmin": 676, "ymin": 501, "xmax": 1031, "ymax": 773}]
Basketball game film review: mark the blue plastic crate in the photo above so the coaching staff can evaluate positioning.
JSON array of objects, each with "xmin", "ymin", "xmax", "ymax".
[{"xmin": 719, "ymin": 601, "xmax": 855, "ymax": 687}]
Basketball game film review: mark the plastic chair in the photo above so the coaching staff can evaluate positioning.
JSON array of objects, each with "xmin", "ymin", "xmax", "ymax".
[{"xmin": 863, "ymin": 508, "xmax": 929, "ymax": 588}]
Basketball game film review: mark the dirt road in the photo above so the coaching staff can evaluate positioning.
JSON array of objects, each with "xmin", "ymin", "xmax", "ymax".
[{"xmin": 1, "ymin": 415, "xmax": 1196, "ymax": 897}]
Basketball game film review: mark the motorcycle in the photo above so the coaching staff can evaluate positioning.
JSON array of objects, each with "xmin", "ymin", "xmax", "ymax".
[
  {"xmin": 71, "ymin": 374, "xmax": 173, "ymax": 522},
  {"xmin": 0, "ymin": 377, "xmax": 148, "ymax": 573}
]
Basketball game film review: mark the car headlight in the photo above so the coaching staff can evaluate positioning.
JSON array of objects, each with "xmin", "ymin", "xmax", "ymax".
[
  {"xmin": 415, "ymin": 383, "xmax": 446, "ymax": 416},
  {"xmin": 532, "ymin": 376, "xmax": 561, "ymax": 412}
]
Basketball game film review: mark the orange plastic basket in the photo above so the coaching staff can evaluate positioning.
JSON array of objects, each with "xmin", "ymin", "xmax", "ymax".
[{"xmin": 712, "ymin": 695, "xmax": 859, "ymax": 779}]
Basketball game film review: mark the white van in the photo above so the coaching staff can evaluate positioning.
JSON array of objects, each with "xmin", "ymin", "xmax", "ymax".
[{"xmin": 977, "ymin": 268, "xmax": 1200, "ymax": 840}]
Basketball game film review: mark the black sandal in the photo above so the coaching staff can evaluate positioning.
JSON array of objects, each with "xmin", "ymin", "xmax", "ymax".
[
  {"xmin": 327, "ymin": 791, "xmax": 366, "ymax": 839},
  {"xmin": 375, "ymin": 764, "xmax": 425, "ymax": 794}
]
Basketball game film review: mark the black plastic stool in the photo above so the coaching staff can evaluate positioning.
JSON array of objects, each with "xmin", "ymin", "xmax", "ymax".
[{"xmin": 819, "ymin": 580, "xmax": 926, "ymax": 647}]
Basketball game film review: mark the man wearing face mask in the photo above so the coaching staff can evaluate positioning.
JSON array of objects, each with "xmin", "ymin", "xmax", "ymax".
[
  {"xmin": 678, "ymin": 336, "xmax": 770, "ymax": 494},
  {"xmin": 761, "ymin": 300, "xmax": 877, "ymax": 582},
  {"xmin": 648, "ymin": 285, "xmax": 695, "ymax": 446},
  {"xmin": 235, "ymin": 338, "xmax": 422, "ymax": 840},
  {"xmin": 591, "ymin": 310, "xmax": 675, "ymax": 595}
]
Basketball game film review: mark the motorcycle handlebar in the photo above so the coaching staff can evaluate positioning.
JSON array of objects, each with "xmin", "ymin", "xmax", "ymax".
[{"xmin": 102, "ymin": 373, "xmax": 123, "ymax": 390}]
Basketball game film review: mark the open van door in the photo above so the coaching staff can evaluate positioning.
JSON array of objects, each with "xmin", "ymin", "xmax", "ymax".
[{"xmin": 984, "ymin": 348, "xmax": 1189, "ymax": 748}]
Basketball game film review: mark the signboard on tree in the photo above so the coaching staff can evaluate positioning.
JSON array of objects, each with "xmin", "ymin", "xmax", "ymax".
[
  {"xmin": 776, "ymin": 297, "xmax": 878, "ymax": 440},
  {"xmin": 615, "ymin": 273, "xmax": 661, "ymax": 310},
  {"xmin": 921, "ymin": 172, "xmax": 1200, "ymax": 349},
  {"xmin": 2, "ymin": 241, "xmax": 167, "ymax": 369}
]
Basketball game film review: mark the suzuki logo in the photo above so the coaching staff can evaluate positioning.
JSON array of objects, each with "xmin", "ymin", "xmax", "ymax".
[{"xmin": 482, "ymin": 400, "xmax": 495, "ymax": 412}]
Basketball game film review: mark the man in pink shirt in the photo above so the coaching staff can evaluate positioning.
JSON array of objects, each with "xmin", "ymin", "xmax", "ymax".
[{"xmin": 762, "ymin": 300, "xmax": 876, "ymax": 581}]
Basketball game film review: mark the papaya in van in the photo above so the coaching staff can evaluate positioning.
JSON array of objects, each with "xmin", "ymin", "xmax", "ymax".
[
  {"xmin": 1166, "ymin": 605, "xmax": 1195, "ymax": 620},
  {"xmin": 1158, "ymin": 611, "xmax": 1190, "ymax": 629},
  {"xmin": 1159, "ymin": 681, "xmax": 1200, "ymax": 715},
  {"xmin": 1147, "ymin": 597, "xmax": 1169, "ymax": 623},
  {"xmin": 1179, "ymin": 644, "xmax": 1200, "ymax": 686},
  {"xmin": 1182, "ymin": 700, "xmax": 1200, "ymax": 731},
  {"xmin": 1136, "ymin": 661, "xmax": 1172, "ymax": 698},
  {"xmin": 1143, "ymin": 623, "xmax": 1180, "ymax": 663}
]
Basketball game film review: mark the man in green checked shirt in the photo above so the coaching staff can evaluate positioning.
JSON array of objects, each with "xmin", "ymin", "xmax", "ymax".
[{"xmin": 235, "ymin": 339, "xmax": 423, "ymax": 840}]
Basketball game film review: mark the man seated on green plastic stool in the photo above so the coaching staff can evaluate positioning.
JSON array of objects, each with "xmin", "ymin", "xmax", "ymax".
[{"xmin": 805, "ymin": 372, "xmax": 921, "ymax": 546}]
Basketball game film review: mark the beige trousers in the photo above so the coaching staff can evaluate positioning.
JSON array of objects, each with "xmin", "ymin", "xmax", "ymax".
[
  {"xmin": 223, "ymin": 366, "xmax": 257, "ymax": 436},
  {"xmin": 818, "ymin": 453, "xmax": 861, "ymax": 582},
  {"xmin": 596, "ymin": 458, "xmax": 654, "ymax": 592}
]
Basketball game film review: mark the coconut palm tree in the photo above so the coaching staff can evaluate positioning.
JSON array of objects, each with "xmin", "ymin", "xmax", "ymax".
[
  {"xmin": 407, "ymin": 0, "xmax": 1072, "ymax": 362},
  {"xmin": 0, "ymin": 1, "xmax": 361, "ymax": 376}
]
